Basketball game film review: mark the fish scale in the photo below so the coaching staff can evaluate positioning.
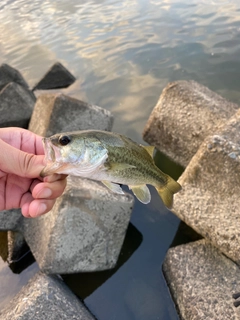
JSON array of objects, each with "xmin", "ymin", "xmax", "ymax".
[
  {"xmin": 106, "ymin": 146, "xmax": 166, "ymax": 185},
  {"xmin": 41, "ymin": 130, "xmax": 181, "ymax": 208}
]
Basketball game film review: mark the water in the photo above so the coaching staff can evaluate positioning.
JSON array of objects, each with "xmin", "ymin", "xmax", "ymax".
[{"xmin": 1, "ymin": 0, "xmax": 240, "ymax": 318}]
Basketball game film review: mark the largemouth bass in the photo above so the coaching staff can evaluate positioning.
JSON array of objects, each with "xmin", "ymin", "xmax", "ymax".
[{"xmin": 41, "ymin": 130, "xmax": 181, "ymax": 208}]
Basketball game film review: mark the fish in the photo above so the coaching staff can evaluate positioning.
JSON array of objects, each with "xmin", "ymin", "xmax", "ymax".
[{"xmin": 41, "ymin": 130, "xmax": 181, "ymax": 208}]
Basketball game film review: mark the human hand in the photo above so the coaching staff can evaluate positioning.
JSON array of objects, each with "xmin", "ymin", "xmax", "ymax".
[{"xmin": 0, "ymin": 127, "xmax": 67, "ymax": 218}]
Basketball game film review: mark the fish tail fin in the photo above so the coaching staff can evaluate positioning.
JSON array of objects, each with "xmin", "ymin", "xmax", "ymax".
[{"xmin": 155, "ymin": 176, "xmax": 181, "ymax": 209}]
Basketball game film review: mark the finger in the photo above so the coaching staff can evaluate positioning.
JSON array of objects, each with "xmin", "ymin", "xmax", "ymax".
[
  {"xmin": 21, "ymin": 203, "xmax": 31, "ymax": 218},
  {"xmin": 28, "ymin": 199, "xmax": 56, "ymax": 218},
  {"xmin": 32, "ymin": 178, "xmax": 67, "ymax": 200},
  {"xmin": 21, "ymin": 177, "xmax": 67, "ymax": 218},
  {"xmin": 0, "ymin": 127, "xmax": 44, "ymax": 155},
  {"xmin": 22, "ymin": 198, "xmax": 57, "ymax": 218},
  {"xmin": 21, "ymin": 192, "xmax": 34, "ymax": 218},
  {"xmin": 0, "ymin": 139, "xmax": 45, "ymax": 178},
  {"xmin": 43, "ymin": 174, "xmax": 68, "ymax": 183},
  {"xmin": 29, "ymin": 178, "xmax": 41, "ymax": 193}
]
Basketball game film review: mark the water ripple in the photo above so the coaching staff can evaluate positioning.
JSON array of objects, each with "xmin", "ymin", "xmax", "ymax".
[{"xmin": 1, "ymin": 0, "xmax": 240, "ymax": 138}]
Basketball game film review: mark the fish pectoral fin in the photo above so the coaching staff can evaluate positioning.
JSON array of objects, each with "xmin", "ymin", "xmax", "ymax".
[
  {"xmin": 106, "ymin": 162, "xmax": 136, "ymax": 171},
  {"xmin": 102, "ymin": 181, "xmax": 124, "ymax": 194},
  {"xmin": 129, "ymin": 184, "xmax": 151, "ymax": 204},
  {"xmin": 141, "ymin": 145, "xmax": 155, "ymax": 158}
]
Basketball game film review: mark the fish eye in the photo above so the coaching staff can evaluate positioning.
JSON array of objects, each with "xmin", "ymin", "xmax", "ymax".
[{"xmin": 58, "ymin": 135, "xmax": 71, "ymax": 146}]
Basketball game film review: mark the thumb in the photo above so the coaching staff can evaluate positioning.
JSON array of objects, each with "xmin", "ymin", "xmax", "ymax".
[{"xmin": 0, "ymin": 139, "xmax": 45, "ymax": 178}]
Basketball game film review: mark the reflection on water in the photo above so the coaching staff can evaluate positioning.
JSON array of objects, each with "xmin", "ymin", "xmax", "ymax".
[
  {"xmin": 1, "ymin": 0, "xmax": 240, "ymax": 141},
  {"xmin": 85, "ymin": 196, "xmax": 180, "ymax": 320},
  {"xmin": 1, "ymin": 0, "xmax": 240, "ymax": 318}
]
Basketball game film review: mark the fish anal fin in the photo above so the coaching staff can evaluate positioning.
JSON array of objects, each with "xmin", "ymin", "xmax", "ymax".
[
  {"xmin": 142, "ymin": 145, "xmax": 155, "ymax": 158},
  {"xmin": 102, "ymin": 181, "xmax": 124, "ymax": 194},
  {"xmin": 155, "ymin": 176, "xmax": 181, "ymax": 209},
  {"xmin": 129, "ymin": 184, "xmax": 151, "ymax": 204}
]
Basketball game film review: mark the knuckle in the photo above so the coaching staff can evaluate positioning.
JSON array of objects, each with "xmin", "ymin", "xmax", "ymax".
[{"xmin": 21, "ymin": 153, "xmax": 35, "ymax": 175}]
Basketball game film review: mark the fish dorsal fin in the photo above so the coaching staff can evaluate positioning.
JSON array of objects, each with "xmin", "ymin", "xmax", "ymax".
[
  {"xmin": 107, "ymin": 162, "xmax": 136, "ymax": 171},
  {"xmin": 129, "ymin": 184, "xmax": 151, "ymax": 204},
  {"xmin": 142, "ymin": 145, "xmax": 155, "ymax": 158},
  {"xmin": 102, "ymin": 181, "xmax": 124, "ymax": 194}
]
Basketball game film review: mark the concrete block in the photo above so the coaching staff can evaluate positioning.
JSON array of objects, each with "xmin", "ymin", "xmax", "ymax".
[
  {"xmin": 28, "ymin": 93, "xmax": 114, "ymax": 136},
  {"xmin": 143, "ymin": 81, "xmax": 239, "ymax": 167},
  {"xmin": 0, "ymin": 82, "xmax": 36, "ymax": 128},
  {"xmin": 7, "ymin": 231, "xmax": 29, "ymax": 263},
  {"xmin": 0, "ymin": 272, "xmax": 95, "ymax": 320},
  {"xmin": 0, "ymin": 210, "xmax": 29, "ymax": 268},
  {"xmin": 0, "ymin": 209, "xmax": 23, "ymax": 231},
  {"xmin": 163, "ymin": 239, "xmax": 240, "ymax": 320},
  {"xmin": 23, "ymin": 176, "xmax": 134, "ymax": 273},
  {"xmin": 0, "ymin": 63, "xmax": 29, "ymax": 91},
  {"xmin": 173, "ymin": 109, "xmax": 240, "ymax": 264},
  {"xmin": 32, "ymin": 62, "xmax": 76, "ymax": 90}
]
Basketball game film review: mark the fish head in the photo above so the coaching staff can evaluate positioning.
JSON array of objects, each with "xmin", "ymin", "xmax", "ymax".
[
  {"xmin": 41, "ymin": 131, "xmax": 108, "ymax": 178},
  {"xmin": 41, "ymin": 132, "xmax": 86, "ymax": 177},
  {"xmin": 43, "ymin": 133, "xmax": 86, "ymax": 163}
]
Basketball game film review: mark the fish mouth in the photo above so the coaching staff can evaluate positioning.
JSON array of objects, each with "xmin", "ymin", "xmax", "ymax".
[
  {"xmin": 42, "ymin": 137, "xmax": 56, "ymax": 163},
  {"xmin": 41, "ymin": 137, "xmax": 63, "ymax": 177}
]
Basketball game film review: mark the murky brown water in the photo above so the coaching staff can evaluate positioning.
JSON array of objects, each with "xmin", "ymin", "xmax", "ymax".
[{"xmin": 1, "ymin": 0, "xmax": 240, "ymax": 319}]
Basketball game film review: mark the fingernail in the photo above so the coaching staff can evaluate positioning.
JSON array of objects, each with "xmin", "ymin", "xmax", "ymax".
[
  {"xmin": 40, "ymin": 188, "xmax": 52, "ymax": 198},
  {"xmin": 37, "ymin": 203, "xmax": 47, "ymax": 216}
]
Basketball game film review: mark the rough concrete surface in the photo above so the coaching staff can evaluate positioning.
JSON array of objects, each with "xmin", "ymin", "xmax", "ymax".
[
  {"xmin": 0, "ymin": 82, "xmax": 36, "ymax": 128},
  {"xmin": 163, "ymin": 239, "xmax": 240, "ymax": 320},
  {"xmin": 28, "ymin": 93, "xmax": 114, "ymax": 136},
  {"xmin": 23, "ymin": 177, "xmax": 134, "ymax": 273},
  {"xmin": 32, "ymin": 62, "xmax": 76, "ymax": 90},
  {"xmin": 0, "ymin": 209, "xmax": 23, "ymax": 231},
  {"xmin": 0, "ymin": 272, "xmax": 95, "ymax": 320},
  {"xmin": 0, "ymin": 208, "xmax": 26, "ymax": 264},
  {"xmin": 173, "ymin": 109, "xmax": 240, "ymax": 264},
  {"xmin": 7, "ymin": 231, "xmax": 29, "ymax": 263},
  {"xmin": 143, "ymin": 80, "xmax": 239, "ymax": 167},
  {"xmin": 0, "ymin": 63, "xmax": 29, "ymax": 91}
]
